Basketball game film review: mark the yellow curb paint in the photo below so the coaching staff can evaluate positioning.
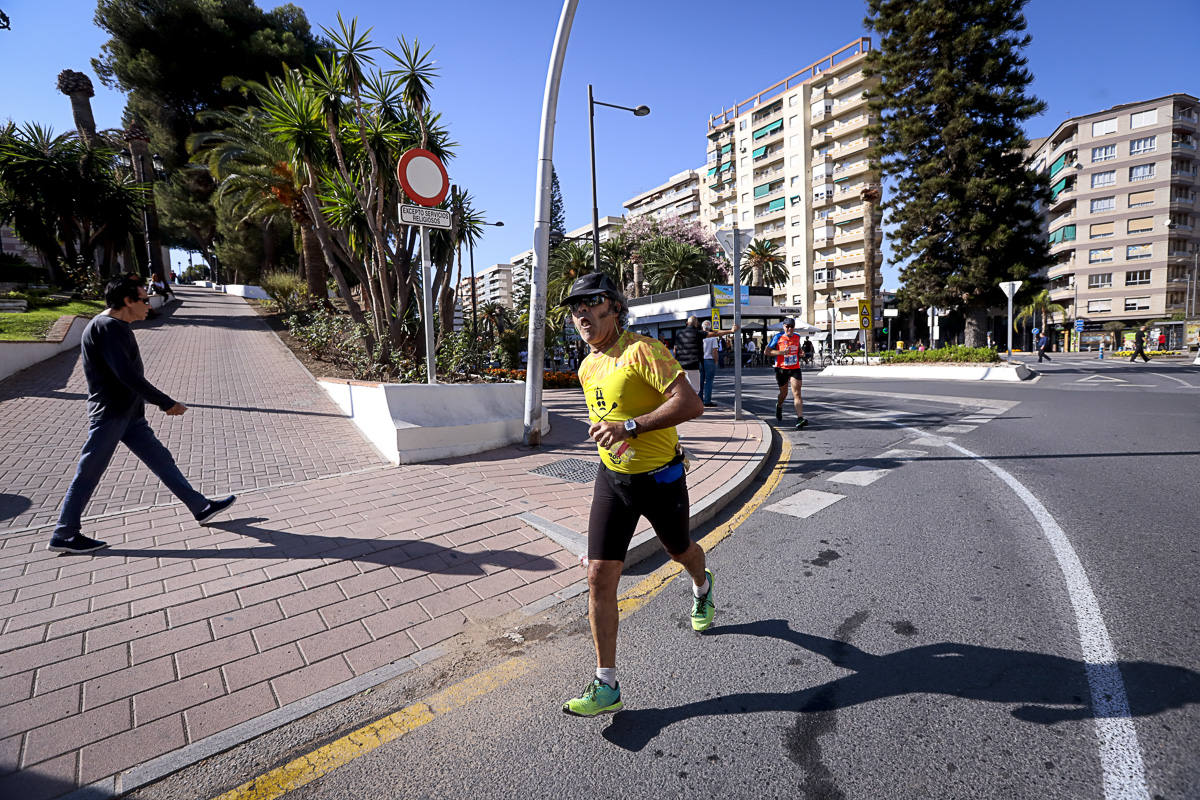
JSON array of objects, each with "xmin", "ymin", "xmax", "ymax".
[
  {"xmin": 211, "ymin": 658, "xmax": 529, "ymax": 800},
  {"xmin": 618, "ymin": 433, "xmax": 789, "ymax": 621}
]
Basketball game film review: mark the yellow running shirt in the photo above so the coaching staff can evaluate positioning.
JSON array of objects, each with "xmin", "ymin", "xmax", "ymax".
[{"xmin": 578, "ymin": 330, "xmax": 684, "ymax": 474}]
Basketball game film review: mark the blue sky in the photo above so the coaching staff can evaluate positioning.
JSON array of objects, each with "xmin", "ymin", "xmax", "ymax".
[{"xmin": 2, "ymin": 0, "xmax": 1197, "ymax": 287}]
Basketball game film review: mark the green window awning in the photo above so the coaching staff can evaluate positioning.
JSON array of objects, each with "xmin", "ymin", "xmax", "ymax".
[
  {"xmin": 789, "ymin": 194, "xmax": 802, "ymax": 205},
  {"xmin": 1048, "ymin": 224, "xmax": 1076, "ymax": 245},
  {"xmin": 708, "ymin": 183, "xmax": 722, "ymax": 190},
  {"xmin": 754, "ymin": 183, "xmax": 771, "ymax": 198},
  {"xmin": 1049, "ymin": 177, "xmax": 1068, "ymax": 199},
  {"xmin": 1049, "ymin": 153, "xmax": 1068, "ymax": 179},
  {"xmin": 720, "ymin": 143, "xmax": 732, "ymax": 154},
  {"xmin": 752, "ymin": 145, "xmax": 767, "ymax": 158},
  {"xmin": 720, "ymin": 161, "xmax": 732, "ymax": 172},
  {"xmin": 752, "ymin": 120, "xmax": 784, "ymax": 140},
  {"xmin": 767, "ymin": 198, "xmax": 785, "ymax": 212},
  {"xmin": 707, "ymin": 166, "xmax": 718, "ymax": 177}
]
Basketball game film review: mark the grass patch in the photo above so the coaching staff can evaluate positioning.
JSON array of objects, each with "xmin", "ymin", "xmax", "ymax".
[{"xmin": 0, "ymin": 300, "xmax": 106, "ymax": 341}]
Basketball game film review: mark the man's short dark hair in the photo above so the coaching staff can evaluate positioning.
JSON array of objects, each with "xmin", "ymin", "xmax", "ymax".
[{"xmin": 104, "ymin": 276, "xmax": 144, "ymax": 310}]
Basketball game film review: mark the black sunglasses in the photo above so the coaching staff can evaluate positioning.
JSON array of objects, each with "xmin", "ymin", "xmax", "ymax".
[{"xmin": 568, "ymin": 294, "xmax": 608, "ymax": 314}]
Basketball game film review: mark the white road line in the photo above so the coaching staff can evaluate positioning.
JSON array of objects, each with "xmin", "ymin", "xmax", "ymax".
[
  {"xmin": 764, "ymin": 489, "xmax": 845, "ymax": 518},
  {"xmin": 936, "ymin": 424, "xmax": 977, "ymax": 434},
  {"xmin": 826, "ymin": 448, "xmax": 926, "ymax": 486},
  {"xmin": 808, "ymin": 399, "xmax": 1150, "ymax": 800},
  {"xmin": 1152, "ymin": 372, "xmax": 1197, "ymax": 388}
]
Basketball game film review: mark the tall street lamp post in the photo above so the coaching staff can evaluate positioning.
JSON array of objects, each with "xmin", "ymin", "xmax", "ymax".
[
  {"xmin": 588, "ymin": 85, "xmax": 648, "ymax": 273},
  {"xmin": 120, "ymin": 125, "xmax": 165, "ymax": 279},
  {"xmin": 467, "ymin": 220, "xmax": 504, "ymax": 338}
]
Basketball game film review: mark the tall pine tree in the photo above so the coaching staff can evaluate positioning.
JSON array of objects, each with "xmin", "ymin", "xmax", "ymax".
[
  {"xmin": 550, "ymin": 166, "xmax": 566, "ymax": 249},
  {"xmin": 865, "ymin": 0, "xmax": 1051, "ymax": 345}
]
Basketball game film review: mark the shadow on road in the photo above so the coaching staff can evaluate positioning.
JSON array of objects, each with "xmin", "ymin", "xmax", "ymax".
[
  {"xmin": 101, "ymin": 515, "xmax": 560, "ymax": 576},
  {"xmin": 601, "ymin": 618, "xmax": 1199, "ymax": 752}
]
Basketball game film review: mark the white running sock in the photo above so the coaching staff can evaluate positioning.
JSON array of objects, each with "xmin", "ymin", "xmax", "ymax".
[
  {"xmin": 693, "ymin": 576, "xmax": 710, "ymax": 598},
  {"xmin": 595, "ymin": 667, "xmax": 617, "ymax": 687}
]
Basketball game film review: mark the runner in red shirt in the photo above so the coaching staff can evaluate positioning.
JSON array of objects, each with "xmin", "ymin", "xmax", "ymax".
[{"xmin": 765, "ymin": 318, "xmax": 808, "ymax": 429}]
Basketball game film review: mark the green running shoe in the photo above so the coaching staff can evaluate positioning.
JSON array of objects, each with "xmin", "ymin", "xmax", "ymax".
[
  {"xmin": 691, "ymin": 569, "xmax": 715, "ymax": 631},
  {"xmin": 562, "ymin": 678, "xmax": 623, "ymax": 717}
]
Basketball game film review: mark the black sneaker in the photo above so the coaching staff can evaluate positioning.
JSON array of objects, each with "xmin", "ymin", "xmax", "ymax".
[
  {"xmin": 195, "ymin": 495, "xmax": 237, "ymax": 526},
  {"xmin": 775, "ymin": 403, "xmax": 783, "ymax": 422},
  {"xmin": 47, "ymin": 534, "xmax": 108, "ymax": 554},
  {"xmin": 795, "ymin": 417, "xmax": 809, "ymax": 430}
]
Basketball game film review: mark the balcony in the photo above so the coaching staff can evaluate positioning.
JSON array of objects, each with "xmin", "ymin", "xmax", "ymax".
[
  {"xmin": 813, "ymin": 225, "xmax": 835, "ymax": 246},
  {"xmin": 833, "ymin": 160, "xmax": 871, "ymax": 180},
  {"xmin": 830, "ymin": 204, "xmax": 863, "ymax": 222},
  {"xmin": 1048, "ymin": 123, "xmax": 1078, "ymax": 152},
  {"xmin": 754, "ymin": 203, "xmax": 786, "ymax": 220},
  {"xmin": 753, "ymin": 145, "xmax": 784, "ymax": 164},
  {"xmin": 812, "ymin": 165, "xmax": 833, "ymax": 182},
  {"xmin": 755, "ymin": 164, "xmax": 785, "ymax": 182},
  {"xmin": 834, "ymin": 228, "xmax": 864, "ymax": 246},
  {"xmin": 837, "ymin": 137, "xmax": 870, "ymax": 157},
  {"xmin": 811, "ymin": 129, "xmax": 834, "ymax": 147},
  {"xmin": 833, "ymin": 69, "xmax": 865, "ymax": 92},
  {"xmin": 756, "ymin": 221, "xmax": 785, "ymax": 236},
  {"xmin": 833, "ymin": 114, "xmax": 870, "ymax": 137},
  {"xmin": 835, "ymin": 271, "xmax": 865, "ymax": 287},
  {"xmin": 1173, "ymin": 111, "xmax": 1198, "ymax": 128},
  {"xmin": 811, "ymin": 102, "xmax": 833, "ymax": 122}
]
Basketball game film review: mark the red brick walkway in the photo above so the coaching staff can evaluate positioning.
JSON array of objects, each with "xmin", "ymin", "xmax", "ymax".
[{"xmin": 0, "ymin": 286, "xmax": 769, "ymax": 799}]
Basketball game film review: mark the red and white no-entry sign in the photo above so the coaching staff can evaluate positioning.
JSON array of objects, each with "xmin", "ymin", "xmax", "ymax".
[{"xmin": 396, "ymin": 148, "xmax": 449, "ymax": 207}]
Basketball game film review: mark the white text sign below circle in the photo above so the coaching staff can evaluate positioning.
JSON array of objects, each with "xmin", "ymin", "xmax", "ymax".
[{"xmin": 396, "ymin": 148, "xmax": 449, "ymax": 207}]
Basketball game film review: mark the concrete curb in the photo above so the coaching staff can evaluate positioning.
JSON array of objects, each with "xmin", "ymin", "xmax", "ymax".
[
  {"xmin": 61, "ymin": 648, "xmax": 446, "ymax": 800},
  {"xmin": 819, "ymin": 363, "xmax": 1034, "ymax": 381}
]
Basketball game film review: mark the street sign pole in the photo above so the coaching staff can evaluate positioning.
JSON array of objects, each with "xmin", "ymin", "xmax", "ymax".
[
  {"xmin": 715, "ymin": 226, "xmax": 746, "ymax": 420},
  {"xmin": 419, "ymin": 225, "xmax": 436, "ymax": 384},
  {"xmin": 999, "ymin": 280, "xmax": 1023, "ymax": 362}
]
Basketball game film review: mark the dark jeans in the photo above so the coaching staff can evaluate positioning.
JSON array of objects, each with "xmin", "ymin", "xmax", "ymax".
[
  {"xmin": 1130, "ymin": 346, "xmax": 1150, "ymax": 362},
  {"xmin": 700, "ymin": 358, "xmax": 716, "ymax": 403},
  {"xmin": 53, "ymin": 409, "xmax": 207, "ymax": 541}
]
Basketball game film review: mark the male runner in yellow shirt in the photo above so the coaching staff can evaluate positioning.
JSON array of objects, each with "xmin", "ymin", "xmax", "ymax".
[{"xmin": 558, "ymin": 273, "xmax": 711, "ymax": 717}]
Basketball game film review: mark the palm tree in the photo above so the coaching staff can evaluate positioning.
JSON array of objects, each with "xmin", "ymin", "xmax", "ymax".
[
  {"xmin": 741, "ymin": 238, "xmax": 786, "ymax": 288},
  {"xmin": 641, "ymin": 236, "xmax": 716, "ymax": 293},
  {"xmin": 478, "ymin": 301, "xmax": 510, "ymax": 343},
  {"xmin": 190, "ymin": 106, "xmax": 329, "ymax": 302},
  {"xmin": 1015, "ymin": 289, "xmax": 1066, "ymax": 349},
  {"xmin": 547, "ymin": 240, "xmax": 593, "ymax": 306},
  {"xmin": 598, "ymin": 235, "xmax": 635, "ymax": 296},
  {"xmin": 0, "ymin": 123, "xmax": 142, "ymax": 286}
]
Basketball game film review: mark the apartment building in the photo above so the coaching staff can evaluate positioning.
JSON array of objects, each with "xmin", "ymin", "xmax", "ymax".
[
  {"xmin": 1032, "ymin": 93, "xmax": 1199, "ymax": 334},
  {"xmin": 456, "ymin": 262, "xmax": 516, "ymax": 315},
  {"xmin": 623, "ymin": 169, "xmax": 702, "ymax": 224},
  {"xmin": 701, "ymin": 38, "xmax": 882, "ymax": 339},
  {"xmin": 1, "ymin": 224, "xmax": 46, "ymax": 269}
]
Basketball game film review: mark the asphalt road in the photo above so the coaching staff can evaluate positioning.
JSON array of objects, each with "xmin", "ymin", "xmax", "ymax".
[{"xmin": 136, "ymin": 355, "xmax": 1200, "ymax": 800}]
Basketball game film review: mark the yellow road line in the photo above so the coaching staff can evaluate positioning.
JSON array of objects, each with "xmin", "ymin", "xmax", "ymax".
[
  {"xmin": 212, "ymin": 658, "xmax": 530, "ymax": 800},
  {"xmin": 213, "ymin": 433, "xmax": 789, "ymax": 800},
  {"xmin": 618, "ymin": 433, "xmax": 790, "ymax": 620}
]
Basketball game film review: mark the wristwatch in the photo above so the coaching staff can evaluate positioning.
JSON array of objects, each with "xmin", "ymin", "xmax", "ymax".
[{"xmin": 624, "ymin": 418, "xmax": 638, "ymax": 438}]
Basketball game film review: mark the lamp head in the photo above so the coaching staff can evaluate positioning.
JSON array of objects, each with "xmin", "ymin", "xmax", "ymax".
[{"xmin": 633, "ymin": 105, "xmax": 650, "ymax": 117}]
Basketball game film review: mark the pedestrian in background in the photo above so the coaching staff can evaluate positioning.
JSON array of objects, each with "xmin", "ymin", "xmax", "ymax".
[
  {"xmin": 1036, "ymin": 328, "xmax": 1050, "ymax": 363},
  {"xmin": 557, "ymin": 273, "xmax": 712, "ymax": 718},
  {"xmin": 48, "ymin": 276, "xmax": 236, "ymax": 553},
  {"xmin": 1130, "ymin": 325, "xmax": 1151, "ymax": 363},
  {"xmin": 673, "ymin": 316, "xmax": 704, "ymax": 393},
  {"xmin": 699, "ymin": 319, "xmax": 739, "ymax": 407}
]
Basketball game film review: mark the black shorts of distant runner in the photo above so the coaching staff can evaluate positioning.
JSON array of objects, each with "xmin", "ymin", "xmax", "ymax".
[
  {"xmin": 775, "ymin": 367, "xmax": 802, "ymax": 387},
  {"xmin": 587, "ymin": 458, "xmax": 689, "ymax": 562}
]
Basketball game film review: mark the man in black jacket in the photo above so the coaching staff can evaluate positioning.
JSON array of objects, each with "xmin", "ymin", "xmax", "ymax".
[
  {"xmin": 48, "ymin": 276, "xmax": 236, "ymax": 554},
  {"xmin": 1129, "ymin": 325, "xmax": 1151, "ymax": 363},
  {"xmin": 672, "ymin": 316, "xmax": 704, "ymax": 393}
]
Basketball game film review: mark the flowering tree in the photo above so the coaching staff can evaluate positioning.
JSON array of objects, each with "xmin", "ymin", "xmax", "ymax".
[{"xmin": 620, "ymin": 215, "xmax": 727, "ymax": 295}]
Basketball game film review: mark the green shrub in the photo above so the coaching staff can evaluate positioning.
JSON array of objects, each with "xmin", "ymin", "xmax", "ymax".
[
  {"xmin": 878, "ymin": 345, "xmax": 1000, "ymax": 364},
  {"xmin": 260, "ymin": 271, "xmax": 311, "ymax": 313},
  {"xmin": 437, "ymin": 329, "xmax": 491, "ymax": 378}
]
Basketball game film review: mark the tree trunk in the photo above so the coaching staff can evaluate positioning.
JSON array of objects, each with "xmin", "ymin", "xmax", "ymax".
[
  {"xmin": 963, "ymin": 307, "xmax": 988, "ymax": 347},
  {"xmin": 631, "ymin": 262, "xmax": 643, "ymax": 298},
  {"xmin": 861, "ymin": 186, "xmax": 881, "ymax": 352},
  {"xmin": 299, "ymin": 225, "xmax": 328, "ymax": 305}
]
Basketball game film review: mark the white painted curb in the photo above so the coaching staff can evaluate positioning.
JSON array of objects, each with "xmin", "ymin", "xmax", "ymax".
[{"xmin": 820, "ymin": 363, "xmax": 1033, "ymax": 381}]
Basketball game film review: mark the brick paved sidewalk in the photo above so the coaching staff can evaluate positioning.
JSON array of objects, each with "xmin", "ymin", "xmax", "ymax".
[{"xmin": 0, "ymin": 286, "xmax": 769, "ymax": 800}]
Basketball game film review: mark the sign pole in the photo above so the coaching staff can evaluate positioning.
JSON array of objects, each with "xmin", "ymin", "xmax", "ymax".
[
  {"xmin": 420, "ymin": 225, "xmax": 436, "ymax": 384},
  {"xmin": 731, "ymin": 226, "xmax": 743, "ymax": 420},
  {"xmin": 999, "ymin": 280, "xmax": 1022, "ymax": 362}
]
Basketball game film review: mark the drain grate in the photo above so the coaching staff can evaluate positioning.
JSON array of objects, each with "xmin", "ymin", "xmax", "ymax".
[{"xmin": 529, "ymin": 458, "xmax": 599, "ymax": 484}]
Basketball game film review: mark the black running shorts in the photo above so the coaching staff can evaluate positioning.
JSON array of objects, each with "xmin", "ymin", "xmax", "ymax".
[
  {"xmin": 587, "ymin": 460, "xmax": 690, "ymax": 561},
  {"xmin": 775, "ymin": 367, "xmax": 802, "ymax": 387}
]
